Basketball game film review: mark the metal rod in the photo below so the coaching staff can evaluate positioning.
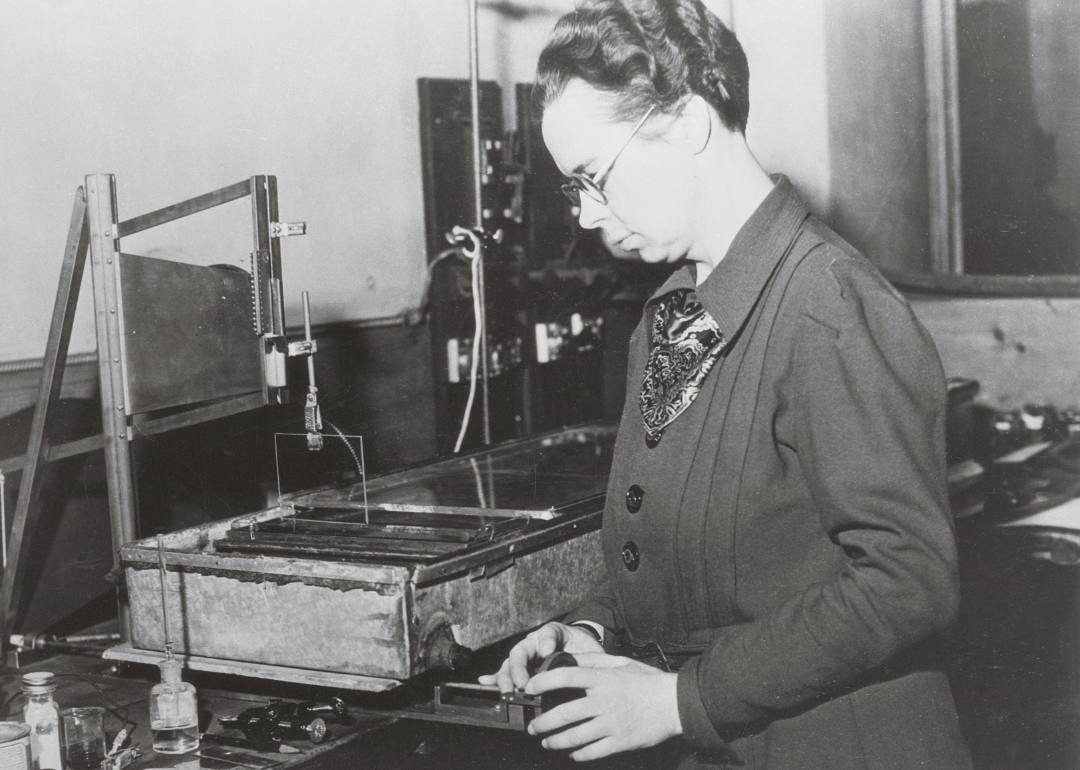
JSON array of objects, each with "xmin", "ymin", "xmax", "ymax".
[
  {"xmin": 274, "ymin": 434, "xmax": 284, "ymax": 505},
  {"xmin": 302, "ymin": 292, "xmax": 316, "ymax": 388},
  {"xmin": 131, "ymin": 392, "xmax": 265, "ymax": 438},
  {"xmin": 469, "ymin": 0, "xmax": 483, "ymax": 232},
  {"xmin": 0, "ymin": 389, "xmax": 257, "ymax": 476},
  {"xmin": 477, "ymin": 258, "xmax": 491, "ymax": 445},
  {"xmin": 441, "ymin": 682, "xmax": 500, "ymax": 693},
  {"xmin": 468, "ymin": 0, "xmax": 491, "ymax": 445},
  {"xmin": 61, "ymin": 633, "xmax": 122, "ymax": 643},
  {"xmin": 34, "ymin": 434, "xmax": 104, "ymax": 464},
  {"xmin": 157, "ymin": 535, "xmax": 174, "ymax": 659},
  {"xmin": 118, "ymin": 180, "xmax": 250, "ymax": 238},
  {"xmin": 0, "ymin": 351, "xmax": 98, "ymax": 376},
  {"xmin": 360, "ymin": 437, "xmax": 369, "ymax": 526}
]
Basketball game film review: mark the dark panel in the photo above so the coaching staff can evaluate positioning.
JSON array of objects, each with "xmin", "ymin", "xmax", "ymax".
[
  {"xmin": 323, "ymin": 323, "xmax": 439, "ymax": 472},
  {"xmin": 950, "ymin": 526, "xmax": 1080, "ymax": 770},
  {"xmin": 0, "ymin": 400, "xmax": 112, "ymax": 634},
  {"xmin": 417, "ymin": 79, "xmax": 504, "ymax": 260},
  {"xmin": 417, "ymin": 78, "xmax": 526, "ymax": 454},
  {"xmin": 119, "ymin": 254, "xmax": 263, "ymax": 414}
]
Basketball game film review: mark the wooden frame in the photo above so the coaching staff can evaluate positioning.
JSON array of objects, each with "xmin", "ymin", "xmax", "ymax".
[{"xmin": 923, "ymin": 0, "xmax": 964, "ymax": 276}]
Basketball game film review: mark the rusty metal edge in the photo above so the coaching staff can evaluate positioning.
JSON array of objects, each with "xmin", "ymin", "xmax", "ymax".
[{"xmin": 102, "ymin": 642, "xmax": 402, "ymax": 692}]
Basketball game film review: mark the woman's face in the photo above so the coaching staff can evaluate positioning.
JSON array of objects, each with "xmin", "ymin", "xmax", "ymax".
[{"xmin": 542, "ymin": 80, "xmax": 701, "ymax": 264}]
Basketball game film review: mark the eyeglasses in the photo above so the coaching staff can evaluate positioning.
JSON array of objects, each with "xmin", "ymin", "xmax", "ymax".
[{"xmin": 560, "ymin": 105, "xmax": 656, "ymax": 207}]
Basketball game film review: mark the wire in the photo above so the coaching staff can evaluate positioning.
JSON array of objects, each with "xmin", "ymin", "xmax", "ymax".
[
  {"xmin": 453, "ymin": 233, "xmax": 484, "ymax": 454},
  {"xmin": 324, "ymin": 421, "xmax": 363, "ymax": 481},
  {"xmin": 468, "ymin": 458, "xmax": 487, "ymax": 508}
]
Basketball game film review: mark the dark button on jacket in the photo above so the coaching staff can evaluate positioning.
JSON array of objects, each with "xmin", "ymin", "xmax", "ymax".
[
  {"xmin": 621, "ymin": 541, "xmax": 640, "ymax": 571},
  {"xmin": 625, "ymin": 485, "xmax": 644, "ymax": 513}
]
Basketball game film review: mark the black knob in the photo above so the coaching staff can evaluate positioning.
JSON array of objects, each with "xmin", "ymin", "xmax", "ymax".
[{"xmin": 625, "ymin": 485, "xmax": 644, "ymax": 514}]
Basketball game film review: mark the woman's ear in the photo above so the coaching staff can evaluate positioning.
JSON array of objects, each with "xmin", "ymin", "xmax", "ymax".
[{"xmin": 668, "ymin": 94, "xmax": 713, "ymax": 156}]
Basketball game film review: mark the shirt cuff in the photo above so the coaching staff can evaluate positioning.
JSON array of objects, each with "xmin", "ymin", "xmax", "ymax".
[
  {"xmin": 570, "ymin": 621, "xmax": 605, "ymax": 645},
  {"xmin": 676, "ymin": 656, "xmax": 726, "ymax": 748}
]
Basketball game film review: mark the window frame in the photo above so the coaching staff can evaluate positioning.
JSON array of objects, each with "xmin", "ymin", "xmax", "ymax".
[{"xmin": 898, "ymin": 0, "xmax": 1080, "ymax": 297}]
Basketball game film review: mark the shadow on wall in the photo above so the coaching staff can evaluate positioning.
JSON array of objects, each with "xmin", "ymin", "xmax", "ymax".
[{"xmin": 958, "ymin": 0, "xmax": 1080, "ymax": 275}]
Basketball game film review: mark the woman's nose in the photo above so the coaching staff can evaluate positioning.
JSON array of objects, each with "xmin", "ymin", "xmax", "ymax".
[{"xmin": 576, "ymin": 195, "xmax": 607, "ymax": 230}]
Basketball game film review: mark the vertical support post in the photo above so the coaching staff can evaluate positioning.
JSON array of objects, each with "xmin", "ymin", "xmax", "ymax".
[
  {"xmin": 250, "ymin": 175, "xmax": 287, "ymax": 405},
  {"xmin": 0, "ymin": 188, "xmax": 90, "ymax": 651},
  {"xmin": 468, "ymin": 0, "xmax": 491, "ymax": 445},
  {"xmin": 85, "ymin": 174, "xmax": 137, "ymax": 643},
  {"xmin": 924, "ymin": 0, "xmax": 964, "ymax": 275}
]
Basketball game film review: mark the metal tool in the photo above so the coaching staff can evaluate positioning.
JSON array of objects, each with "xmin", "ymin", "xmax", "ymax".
[
  {"xmin": 432, "ymin": 651, "xmax": 583, "ymax": 731},
  {"xmin": 218, "ymin": 699, "xmax": 346, "ymax": 744},
  {"xmin": 100, "ymin": 747, "xmax": 139, "ymax": 770}
]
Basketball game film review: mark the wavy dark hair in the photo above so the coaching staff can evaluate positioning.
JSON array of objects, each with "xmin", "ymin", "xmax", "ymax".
[{"xmin": 535, "ymin": 0, "xmax": 749, "ymax": 133}]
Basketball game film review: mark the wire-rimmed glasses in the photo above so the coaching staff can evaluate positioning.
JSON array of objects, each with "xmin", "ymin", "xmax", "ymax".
[{"xmin": 560, "ymin": 105, "xmax": 656, "ymax": 207}]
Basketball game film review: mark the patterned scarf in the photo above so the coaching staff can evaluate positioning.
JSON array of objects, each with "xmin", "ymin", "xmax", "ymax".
[{"xmin": 640, "ymin": 288, "xmax": 728, "ymax": 446}]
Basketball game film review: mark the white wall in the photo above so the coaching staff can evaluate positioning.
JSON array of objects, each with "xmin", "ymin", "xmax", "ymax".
[
  {"xmin": 911, "ymin": 297, "xmax": 1080, "ymax": 410},
  {"xmin": 734, "ymin": 0, "xmax": 932, "ymax": 272},
  {"xmin": 824, "ymin": 0, "xmax": 930, "ymax": 273},
  {"xmin": 0, "ymin": 0, "xmax": 929, "ymax": 365},
  {"xmin": 735, "ymin": 0, "xmax": 832, "ymax": 213},
  {"xmin": 0, "ymin": 0, "xmax": 574, "ymax": 363}
]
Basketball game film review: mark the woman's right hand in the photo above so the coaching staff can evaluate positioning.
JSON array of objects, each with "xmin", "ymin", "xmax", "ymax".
[{"xmin": 478, "ymin": 622, "xmax": 604, "ymax": 693}]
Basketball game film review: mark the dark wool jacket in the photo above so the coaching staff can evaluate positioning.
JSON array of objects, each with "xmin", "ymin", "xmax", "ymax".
[{"xmin": 565, "ymin": 178, "xmax": 973, "ymax": 770}]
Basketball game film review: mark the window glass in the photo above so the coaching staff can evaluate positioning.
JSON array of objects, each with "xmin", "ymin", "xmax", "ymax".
[{"xmin": 958, "ymin": 0, "xmax": 1080, "ymax": 274}]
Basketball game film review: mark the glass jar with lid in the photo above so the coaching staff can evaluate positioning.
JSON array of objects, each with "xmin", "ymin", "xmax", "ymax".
[{"xmin": 21, "ymin": 672, "xmax": 61, "ymax": 770}]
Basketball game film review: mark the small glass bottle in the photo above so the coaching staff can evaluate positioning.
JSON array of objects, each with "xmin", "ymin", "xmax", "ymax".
[
  {"xmin": 149, "ymin": 659, "xmax": 199, "ymax": 754},
  {"xmin": 21, "ymin": 672, "xmax": 61, "ymax": 770}
]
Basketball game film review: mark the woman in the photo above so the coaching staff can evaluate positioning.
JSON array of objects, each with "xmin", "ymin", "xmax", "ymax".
[{"xmin": 480, "ymin": 1, "xmax": 973, "ymax": 768}]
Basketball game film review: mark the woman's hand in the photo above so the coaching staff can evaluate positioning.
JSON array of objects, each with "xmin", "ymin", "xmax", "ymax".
[
  {"xmin": 525, "ymin": 653, "xmax": 683, "ymax": 761},
  {"xmin": 477, "ymin": 622, "xmax": 603, "ymax": 693}
]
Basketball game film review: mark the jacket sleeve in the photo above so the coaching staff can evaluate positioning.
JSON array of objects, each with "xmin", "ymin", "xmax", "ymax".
[
  {"xmin": 562, "ymin": 570, "xmax": 625, "ymax": 653},
  {"xmin": 676, "ymin": 256, "xmax": 960, "ymax": 745}
]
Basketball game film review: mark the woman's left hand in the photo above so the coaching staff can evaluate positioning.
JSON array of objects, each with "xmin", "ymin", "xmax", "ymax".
[{"xmin": 524, "ymin": 653, "xmax": 683, "ymax": 761}]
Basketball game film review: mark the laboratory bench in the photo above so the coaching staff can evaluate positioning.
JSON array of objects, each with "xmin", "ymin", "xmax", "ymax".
[{"xmin": 0, "ymin": 650, "xmax": 692, "ymax": 770}]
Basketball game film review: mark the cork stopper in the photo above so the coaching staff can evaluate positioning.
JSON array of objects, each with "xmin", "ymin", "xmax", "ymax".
[{"xmin": 158, "ymin": 658, "xmax": 183, "ymax": 685}]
